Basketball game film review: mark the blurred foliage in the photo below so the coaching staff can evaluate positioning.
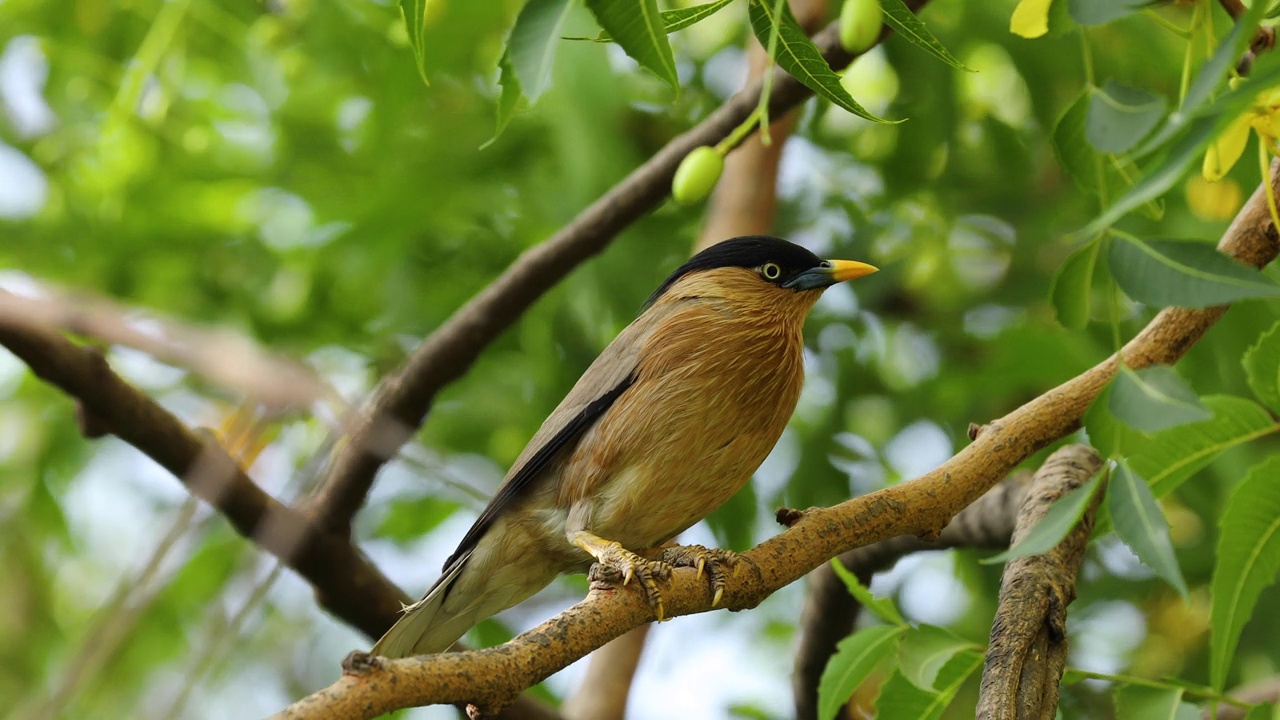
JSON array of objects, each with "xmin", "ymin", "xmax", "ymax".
[{"xmin": 4, "ymin": 0, "xmax": 1280, "ymax": 718}]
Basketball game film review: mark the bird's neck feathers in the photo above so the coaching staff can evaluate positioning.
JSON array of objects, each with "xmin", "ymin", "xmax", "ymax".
[
  {"xmin": 654, "ymin": 267, "xmax": 822, "ymax": 327},
  {"xmin": 641, "ymin": 269, "xmax": 814, "ymax": 394}
]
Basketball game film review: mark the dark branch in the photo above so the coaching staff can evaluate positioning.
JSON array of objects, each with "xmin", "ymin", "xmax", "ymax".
[
  {"xmin": 977, "ymin": 445, "xmax": 1105, "ymax": 720},
  {"xmin": 793, "ymin": 474, "xmax": 1030, "ymax": 720}
]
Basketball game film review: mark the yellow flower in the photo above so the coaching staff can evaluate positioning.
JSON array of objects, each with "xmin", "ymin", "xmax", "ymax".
[
  {"xmin": 1185, "ymin": 175, "xmax": 1243, "ymax": 221},
  {"xmin": 1202, "ymin": 86, "xmax": 1280, "ymax": 182},
  {"xmin": 1010, "ymin": 0, "xmax": 1052, "ymax": 39}
]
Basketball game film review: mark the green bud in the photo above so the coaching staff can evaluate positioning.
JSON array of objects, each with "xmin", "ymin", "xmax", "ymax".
[
  {"xmin": 671, "ymin": 146, "xmax": 725, "ymax": 205},
  {"xmin": 839, "ymin": 0, "xmax": 882, "ymax": 54}
]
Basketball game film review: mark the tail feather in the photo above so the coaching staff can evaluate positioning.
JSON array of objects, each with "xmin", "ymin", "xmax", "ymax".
[{"xmin": 372, "ymin": 551, "xmax": 475, "ymax": 658}]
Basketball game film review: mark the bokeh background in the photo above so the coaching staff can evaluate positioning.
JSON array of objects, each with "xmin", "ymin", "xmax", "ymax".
[{"xmin": 2, "ymin": 0, "xmax": 1278, "ymax": 718}]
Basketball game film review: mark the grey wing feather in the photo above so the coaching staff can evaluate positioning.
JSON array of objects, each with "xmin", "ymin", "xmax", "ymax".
[{"xmin": 438, "ymin": 300, "xmax": 680, "ymax": 572}]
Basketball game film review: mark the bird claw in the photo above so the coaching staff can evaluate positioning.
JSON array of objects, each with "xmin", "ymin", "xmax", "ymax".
[
  {"xmin": 659, "ymin": 545, "xmax": 740, "ymax": 608},
  {"xmin": 584, "ymin": 538, "xmax": 672, "ymax": 620}
]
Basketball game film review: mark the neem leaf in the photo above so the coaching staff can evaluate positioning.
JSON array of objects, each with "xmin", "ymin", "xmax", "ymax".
[
  {"xmin": 1085, "ymin": 381, "xmax": 1153, "ymax": 460},
  {"xmin": 1242, "ymin": 321, "xmax": 1280, "ymax": 413},
  {"xmin": 1109, "ymin": 461, "xmax": 1189, "ymax": 600},
  {"xmin": 661, "ymin": 0, "xmax": 738, "ymax": 33},
  {"xmin": 1109, "ymin": 236, "xmax": 1280, "ymax": 309},
  {"xmin": 875, "ymin": 651, "xmax": 983, "ymax": 720},
  {"xmin": 1079, "ymin": 54, "xmax": 1280, "ymax": 236},
  {"xmin": 489, "ymin": 51, "xmax": 525, "ymax": 144},
  {"xmin": 1108, "ymin": 365, "xmax": 1211, "ymax": 434},
  {"xmin": 746, "ymin": 0, "xmax": 891, "ymax": 122},
  {"xmin": 817, "ymin": 625, "xmax": 905, "ymax": 720},
  {"xmin": 585, "ymin": 0, "xmax": 679, "ymax": 91},
  {"xmin": 1210, "ymin": 455, "xmax": 1280, "ymax": 690},
  {"xmin": 1050, "ymin": 238, "xmax": 1100, "ymax": 329},
  {"xmin": 1087, "ymin": 81, "xmax": 1167, "ymax": 155},
  {"xmin": 831, "ymin": 557, "xmax": 907, "ymax": 626},
  {"xmin": 1113, "ymin": 685, "xmax": 1186, "ymax": 720},
  {"xmin": 587, "ymin": 0, "xmax": 738, "ymax": 41},
  {"xmin": 898, "ymin": 624, "xmax": 977, "ymax": 691},
  {"xmin": 399, "ymin": 0, "xmax": 430, "ymax": 85},
  {"xmin": 982, "ymin": 469, "xmax": 1104, "ymax": 564},
  {"xmin": 1068, "ymin": 0, "xmax": 1150, "ymax": 26},
  {"xmin": 508, "ymin": 0, "xmax": 575, "ymax": 102},
  {"xmin": 1130, "ymin": 395, "xmax": 1278, "ymax": 503},
  {"xmin": 1053, "ymin": 90, "xmax": 1102, "ymax": 195},
  {"xmin": 880, "ymin": 0, "xmax": 971, "ymax": 71}
]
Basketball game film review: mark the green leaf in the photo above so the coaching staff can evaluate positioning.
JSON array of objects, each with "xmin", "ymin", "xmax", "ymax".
[
  {"xmin": 661, "ymin": 0, "xmax": 739, "ymax": 33},
  {"xmin": 507, "ymin": 0, "xmax": 574, "ymax": 102},
  {"xmin": 1109, "ymin": 365, "xmax": 1212, "ymax": 433},
  {"xmin": 875, "ymin": 651, "xmax": 983, "ymax": 720},
  {"xmin": 1053, "ymin": 91, "xmax": 1099, "ymax": 194},
  {"xmin": 489, "ymin": 51, "xmax": 525, "ymax": 144},
  {"xmin": 879, "ymin": 0, "xmax": 971, "ymax": 71},
  {"xmin": 1109, "ymin": 237, "xmax": 1280, "ymax": 309},
  {"xmin": 1131, "ymin": 395, "xmax": 1278, "ymax": 505},
  {"xmin": 1210, "ymin": 455, "xmax": 1280, "ymax": 690},
  {"xmin": 1068, "ymin": 0, "xmax": 1150, "ymax": 26},
  {"xmin": 1181, "ymin": 0, "xmax": 1266, "ymax": 117},
  {"xmin": 585, "ymin": 0, "xmax": 679, "ymax": 91},
  {"xmin": 1086, "ymin": 81, "xmax": 1167, "ymax": 155},
  {"xmin": 898, "ymin": 624, "xmax": 977, "ymax": 691},
  {"xmin": 1085, "ymin": 381, "xmax": 1153, "ymax": 460},
  {"xmin": 1051, "ymin": 239, "xmax": 1100, "ymax": 329},
  {"xmin": 1110, "ymin": 462, "xmax": 1189, "ymax": 600},
  {"xmin": 1081, "ymin": 54, "xmax": 1280, "ymax": 235},
  {"xmin": 830, "ymin": 557, "xmax": 907, "ymax": 626},
  {"xmin": 1114, "ymin": 685, "xmax": 1184, "ymax": 720},
  {"xmin": 399, "ymin": 0, "xmax": 431, "ymax": 86},
  {"xmin": 817, "ymin": 625, "xmax": 905, "ymax": 720},
  {"xmin": 584, "ymin": 0, "xmax": 739, "ymax": 41},
  {"xmin": 1243, "ymin": 321, "xmax": 1280, "ymax": 413},
  {"xmin": 746, "ymin": 0, "xmax": 891, "ymax": 122},
  {"xmin": 982, "ymin": 469, "xmax": 1104, "ymax": 564}
]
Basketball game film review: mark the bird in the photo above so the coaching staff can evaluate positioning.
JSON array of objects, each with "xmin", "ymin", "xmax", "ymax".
[{"xmin": 372, "ymin": 235, "xmax": 878, "ymax": 658}]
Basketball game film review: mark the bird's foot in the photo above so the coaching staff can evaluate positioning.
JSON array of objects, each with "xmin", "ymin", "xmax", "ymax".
[
  {"xmin": 656, "ymin": 544, "xmax": 740, "ymax": 607},
  {"xmin": 572, "ymin": 531, "xmax": 672, "ymax": 620}
]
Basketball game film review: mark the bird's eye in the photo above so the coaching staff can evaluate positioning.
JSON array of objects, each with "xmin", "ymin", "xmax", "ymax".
[{"xmin": 760, "ymin": 263, "xmax": 782, "ymax": 281}]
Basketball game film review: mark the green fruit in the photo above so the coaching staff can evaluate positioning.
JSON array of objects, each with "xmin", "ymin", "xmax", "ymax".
[
  {"xmin": 671, "ymin": 146, "xmax": 725, "ymax": 205},
  {"xmin": 839, "ymin": 0, "xmax": 882, "ymax": 54}
]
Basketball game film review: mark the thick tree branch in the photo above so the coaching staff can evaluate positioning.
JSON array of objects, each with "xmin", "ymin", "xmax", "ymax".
[
  {"xmin": 0, "ymin": 313, "xmax": 408, "ymax": 637},
  {"xmin": 793, "ymin": 474, "xmax": 1030, "ymax": 720},
  {"xmin": 0, "ymin": 313, "xmax": 559, "ymax": 720},
  {"xmin": 977, "ymin": 445, "xmax": 1105, "ymax": 720},
  {"xmin": 305, "ymin": 1, "xmax": 929, "ymax": 534},
  {"xmin": 271, "ymin": 164, "xmax": 1280, "ymax": 720}
]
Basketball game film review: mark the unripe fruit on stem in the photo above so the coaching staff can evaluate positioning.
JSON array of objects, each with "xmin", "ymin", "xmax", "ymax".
[
  {"xmin": 672, "ymin": 146, "xmax": 725, "ymax": 205},
  {"xmin": 839, "ymin": 0, "xmax": 882, "ymax": 54}
]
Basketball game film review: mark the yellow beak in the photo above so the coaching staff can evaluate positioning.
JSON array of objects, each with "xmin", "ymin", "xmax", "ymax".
[
  {"xmin": 782, "ymin": 259, "xmax": 879, "ymax": 290},
  {"xmin": 826, "ymin": 259, "xmax": 879, "ymax": 283}
]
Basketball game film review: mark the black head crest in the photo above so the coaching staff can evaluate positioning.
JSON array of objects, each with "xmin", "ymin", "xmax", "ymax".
[{"xmin": 644, "ymin": 236, "xmax": 824, "ymax": 307}]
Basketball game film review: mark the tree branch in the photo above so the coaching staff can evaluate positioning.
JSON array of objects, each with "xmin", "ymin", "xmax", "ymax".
[
  {"xmin": 0, "ymin": 309, "xmax": 560, "ymax": 720},
  {"xmin": 0, "ymin": 311, "xmax": 409, "ymax": 637},
  {"xmin": 304, "ymin": 0, "xmax": 931, "ymax": 535},
  {"xmin": 793, "ymin": 474, "xmax": 1030, "ymax": 720},
  {"xmin": 977, "ymin": 445, "xmax": 1105, "ymax": 720},
  {"xmin": 269, "ymin": 162, "xmax": 1280, "ymax": 720}
]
